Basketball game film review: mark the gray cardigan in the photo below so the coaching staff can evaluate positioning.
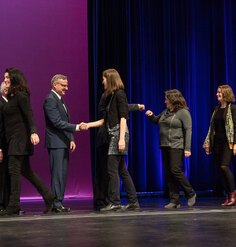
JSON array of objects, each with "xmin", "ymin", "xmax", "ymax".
[{"xmin": 148, "ymin": 108, "xmax": 192, "ymax": 151}]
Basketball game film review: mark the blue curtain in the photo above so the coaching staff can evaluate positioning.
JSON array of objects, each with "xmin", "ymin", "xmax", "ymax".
[{"xmin": 88, "ymin": 0, "xmax": 236, "ymax": 193}]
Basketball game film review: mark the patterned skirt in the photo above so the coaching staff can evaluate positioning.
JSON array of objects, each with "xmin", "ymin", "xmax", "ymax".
[{"xmin": 107, "ymin": 124, "xmax": 129, "ymax": 155}]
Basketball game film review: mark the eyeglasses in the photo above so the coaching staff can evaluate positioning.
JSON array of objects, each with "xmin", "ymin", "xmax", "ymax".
[{"xmin": 58, "ymin": 83, "xmax": 68, "ymax": 88}]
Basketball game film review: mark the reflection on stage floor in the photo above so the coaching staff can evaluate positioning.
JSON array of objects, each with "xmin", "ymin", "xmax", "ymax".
[{"xmin": 0, "ymin": 196, "xmax": 236, "ymax": 247}]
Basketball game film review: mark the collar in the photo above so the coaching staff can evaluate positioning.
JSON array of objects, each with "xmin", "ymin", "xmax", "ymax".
[
  {"xmin": 51, "ymin": 89, "xmax": 61, "ymax": 100},
  {"xmin": 2, "ymin": 96, "xmax": 8, "ymax": 102}
]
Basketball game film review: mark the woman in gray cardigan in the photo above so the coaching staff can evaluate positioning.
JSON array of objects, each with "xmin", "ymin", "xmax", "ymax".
[{"xmin": 146, "ymin": 89, "xmax": 196, "ymax": 209}]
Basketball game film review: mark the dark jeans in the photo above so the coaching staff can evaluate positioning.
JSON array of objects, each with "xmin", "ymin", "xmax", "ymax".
[
  {"xmin": 213, "ymin": 142, "xmax": 235, "ymax": 193},
  {"xmin": 161, "ymin": 147, "xmax": 195, "ymax": 204},
  {"xmin": 8, "ymin": 155, "xmax": 50, "ymax": 209},
  {"xmin": 107, "ymin": 155, "xmax": 137, "ymax": 205}
]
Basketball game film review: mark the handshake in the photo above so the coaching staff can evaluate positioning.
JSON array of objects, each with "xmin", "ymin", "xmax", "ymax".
[{"xmin": 78, "ymin": 122, "xmax": 89, "ymax": 131}]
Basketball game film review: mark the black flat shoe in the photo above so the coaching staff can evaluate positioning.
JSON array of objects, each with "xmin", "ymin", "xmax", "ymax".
[{"xmin": 0, "ymin": 207, "xmax": 21, "ymax": 216}]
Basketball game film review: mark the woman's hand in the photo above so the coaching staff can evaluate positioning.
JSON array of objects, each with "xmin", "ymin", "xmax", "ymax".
[
  {"xmin": 138, "ymin": 104, "xmax": 145, "ymax": 111},
  {"xmin": 118, "ymin": 139, "xmax": 126, "ymax": 152},
  {"xmin": 31, "ymin": 133, "xmax": 40, "ymax": 145},
  {"xmin": 145, "ymin": 110, "xmax": 153, "ymax": 116},
  {"xmin": 184, "ymin": 151, "xmax": 191, "ymax": 157},
  {"xmin": 0, "ymin": 150, "xmax": 3, "ymax": 163},
  {"xmin": 204, "ymin": 147, "xmax": 211, "ymax": 155},
  {"xmin": 233, "ymin": 144, "xmax": 236, "ymax": 156}
]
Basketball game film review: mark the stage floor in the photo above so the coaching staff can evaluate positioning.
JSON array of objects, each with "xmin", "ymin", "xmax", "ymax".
[{"xmin": 0, "ymin": 197, "xmax": 236, "ymax": 247}]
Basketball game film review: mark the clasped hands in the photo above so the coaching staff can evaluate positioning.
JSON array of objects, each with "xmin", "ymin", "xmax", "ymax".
[{"xmin": 79, "ymin": 122, "xmax": 89, "ymax": 131}]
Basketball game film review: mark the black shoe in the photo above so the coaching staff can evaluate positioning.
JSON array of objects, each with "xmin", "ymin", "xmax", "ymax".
[
  {"xmin": 52, "ymin": 206, "xmax": 71, "ymax": 213},
  {"xmin": 0, "ymin": 206, "xmax": 20, "ymax": 216},
  {"xmin": 43, "ymin": 193, "xmax": 56, "ymax": 214},
  {"xmin": 100, "ymin": 204, "xmax": 121, "ymax": 212},
  {"xmin": 124, "ymin": 202, "xmax": 140, "ymax": 210}
]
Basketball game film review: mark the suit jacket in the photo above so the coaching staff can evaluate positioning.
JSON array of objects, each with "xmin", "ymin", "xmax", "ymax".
[
  {"xmin": 2, "ymin": 92, "xmax": 36, "ymax": 155},
  {"xmin": 43, "ymin": 91, "xmax": 76, "ymax": 149}
]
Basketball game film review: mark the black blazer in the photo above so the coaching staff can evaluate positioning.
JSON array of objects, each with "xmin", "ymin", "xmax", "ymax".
[
  {"xmin": 43, "ymin": 91, "xmax": 76, "ymax": 149},
  {"xmin": 3, "ymin": 92, "xmax": 36, "ymax": 155},
  {"xmin": 0, "ymin": 97, "xmax": 7, "ymax": 150},
  {"xmin": 105, "ymin": 89, "xmax": 129, "ymax": 128}
]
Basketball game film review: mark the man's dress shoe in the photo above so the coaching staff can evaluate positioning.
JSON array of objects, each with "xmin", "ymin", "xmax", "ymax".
[
  {"xmin": 52, "ymin": 206, "xmax": 71, "ymax": 213},
  {"xmin": 100, "ymin": 204, "xmax": 122, "ymax": 212}
]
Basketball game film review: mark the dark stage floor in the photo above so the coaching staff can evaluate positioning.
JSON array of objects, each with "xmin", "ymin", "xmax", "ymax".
[{"xmin": 0, "ymin": 196, "xmax": 236, "ymax": 247}]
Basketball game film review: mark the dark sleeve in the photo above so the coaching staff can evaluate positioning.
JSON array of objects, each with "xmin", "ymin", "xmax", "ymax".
[
  {"xmin": 148, "ymin": 110, "xmax": 165, "ymax": 124},
  {"xmin": 128, "ymin": 104, "xmax": 139, "ymax": 112},
  {"xmin": 98, "ymin": 93, "xmax": 106, "ymax": 119},
  {"xmin": 116, "ymin": 90, "xmax": 128, "ymax": 119},
  {"xmin": 43, "ymin": 97, "xmax": 76, "ymax": 132},
  {"xmin": 180, "ymin": 109, "xmax": 192, "ymax": 151},
  {"xmin": 17, "ymin": 92, "xmax": 37, "ymax": 134}
]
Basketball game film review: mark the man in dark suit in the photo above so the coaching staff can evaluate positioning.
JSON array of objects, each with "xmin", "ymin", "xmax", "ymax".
[
  {"xmin": 0, "ymin": 82, "xmax": 10, "ymax": 210},
  {"xmin": 43, "ymin": 74, "xmax": 81, "ymax": 212}
]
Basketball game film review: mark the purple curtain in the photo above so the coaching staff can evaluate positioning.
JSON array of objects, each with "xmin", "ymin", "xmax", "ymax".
[{"xmin": 0, "ymin": 0, "xmax": 92, "ymax": 198}]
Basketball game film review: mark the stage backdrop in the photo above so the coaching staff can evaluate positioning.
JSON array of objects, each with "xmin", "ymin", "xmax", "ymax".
[
  {"xmin": 0, "ymin": 0, "xmax": 92, "ymax": 198},
  {"xmin": 89, "ymin": 0, "xmax": 236, "ymax": 194}
]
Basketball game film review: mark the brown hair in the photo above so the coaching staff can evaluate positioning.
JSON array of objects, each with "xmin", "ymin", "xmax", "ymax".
[
  {"xmin": 165, "ymin": 89, "xmax": 188, "ymax": 111},
  {"xmin": 218, "ymin": 85, "xmax": 235, "ymax": 103},
  {"xmin": 103, "ymin": 68, "xmax": 124, "ymax": 96}
]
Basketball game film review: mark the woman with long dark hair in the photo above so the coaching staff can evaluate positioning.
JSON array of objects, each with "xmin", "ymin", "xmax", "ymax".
[
  {"xmin": 146, "ymin": 89, "xmax": 196, "ymax": 209},
  {"xmin": 0, "ymin": 68, "xmax": 54, "ymax": 216}
]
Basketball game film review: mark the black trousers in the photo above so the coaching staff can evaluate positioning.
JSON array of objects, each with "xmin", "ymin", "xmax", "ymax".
[
  {"xmin": 94, "ymin": 144, "xmax": 109, "ymax": 207},
  {"xmin": 107, "ymin": 155, "xmax": 137, "ymax": 205},
  {"xmin": 213, "ymin": 142, "xmax": 235, "ymax": 193},
  {"xmin": 8, "ymin": 155, "xmax": 50, "ymax": 209},
  {"xmin": 161, "ymin": 147, "xmax": 195, "ymax": 204},
  {"xmin": 0, "ymin": 154, "xmax": 10, "ymax": 209}
]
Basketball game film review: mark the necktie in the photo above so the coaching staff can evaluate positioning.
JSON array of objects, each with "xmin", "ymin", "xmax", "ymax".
[{"xmin": 61, "ymin": 98, "xmax": 67, "ymax": 112}]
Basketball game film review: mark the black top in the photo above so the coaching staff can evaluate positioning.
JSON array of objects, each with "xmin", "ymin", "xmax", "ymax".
[
  {"xmin": 96, "ymin": 92, "xmax": 139, "ymax": 148},
  {"xmin": 103, "ymin": 89, "xmax": 129, "ymax": 128},
  {"xmin": 3, "ymin": 92, "xmax": 37, "ymax": 155},
  {"xmin": 214, "ymin": 107, "xmax": 227, "ymax": 143}
]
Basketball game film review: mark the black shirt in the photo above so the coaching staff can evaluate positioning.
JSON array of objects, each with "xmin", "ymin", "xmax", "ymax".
[{"xmin": 214, "ymin": 107, "xmax": 227, "ymax": 143}]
